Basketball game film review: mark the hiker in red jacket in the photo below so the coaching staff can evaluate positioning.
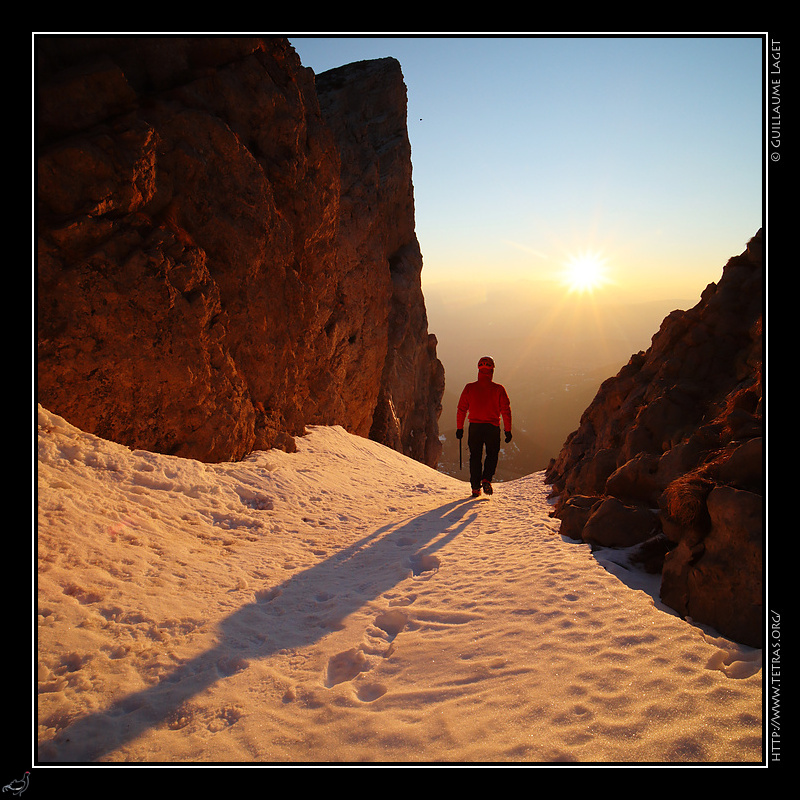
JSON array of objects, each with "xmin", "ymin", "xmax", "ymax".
[{"xmin": 456, "ymin": 356, "xmax": 512, "ymax": 497}]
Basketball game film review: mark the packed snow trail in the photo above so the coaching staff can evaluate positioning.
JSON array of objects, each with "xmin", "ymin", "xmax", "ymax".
[{"xmin": 36, "ymin": 407, "xmax": 763, "ymax": 763}]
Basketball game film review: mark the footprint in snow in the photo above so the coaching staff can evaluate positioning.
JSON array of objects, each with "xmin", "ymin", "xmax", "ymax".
[
  {"xmin": 324, "ymin": 609, "xmax": 410, "ymax": 693},
  {"xmin": 325, "ymin": 648, "xmax": 368, "ymax": 688},
  {"xmin": 409, "ymin": 552, "xmax": 440, "ymax": 577},
  {"xmin": 356, "ymin": 682, "xmax": 387, "ymax": 702},
  {"xmin": 374, "ymin": 609, "xmax": 408, "ymax": 640}
]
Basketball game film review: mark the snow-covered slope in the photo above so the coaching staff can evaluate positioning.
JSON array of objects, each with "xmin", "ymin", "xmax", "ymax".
[{"xmin": 36, "ymin": 405, "xmax": 762, "ymax": 763}]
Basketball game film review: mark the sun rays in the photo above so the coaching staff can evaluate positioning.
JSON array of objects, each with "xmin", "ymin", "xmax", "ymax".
[{"xmin": 560, "ymin": 250, "xmax": 612, "ymax": 294}]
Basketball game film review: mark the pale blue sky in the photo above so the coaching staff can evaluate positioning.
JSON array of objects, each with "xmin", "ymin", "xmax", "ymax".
[{"xmin": 290, "ymin": 35, "xmax": 763, "ymax": 307}]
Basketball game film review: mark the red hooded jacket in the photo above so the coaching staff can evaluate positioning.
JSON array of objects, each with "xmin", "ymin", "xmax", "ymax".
[{"xmin": 456, "ymin": 373, "xmax": 512, "ymax": 431}]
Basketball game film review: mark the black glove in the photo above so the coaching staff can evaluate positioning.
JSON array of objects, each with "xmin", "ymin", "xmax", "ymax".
[
  {"xmin": 504, "ymin": 431, "xmax": 512, "ymax": 443},
  {"xmin": 456, "ymin": 428, "xmax": 464, "ymax": 440}
]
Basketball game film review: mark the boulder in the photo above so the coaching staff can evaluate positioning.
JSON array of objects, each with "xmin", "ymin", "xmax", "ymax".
[
  {"xmin": 605, "ymin": 452, "xmax": 662, "ymax": 505},
  {"xmin": 661, "ymin": 486, "xmax": 763, "ymax": 647},
  {"xmin": 718, "ymin": 437, "xmax": 763, "ymax": 493},
  {"xmin": 556, "ymin": 495, "xmax": 602, "ymax": 541},
  {"xmin": 582, "ymin": 497, "xmax": 660, "ymax": 548}
]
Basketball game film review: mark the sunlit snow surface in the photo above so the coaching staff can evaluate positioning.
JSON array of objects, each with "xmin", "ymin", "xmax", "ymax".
[{"xmin": 37, "ymin": 406, "xmax": 762, "ymax": 764}]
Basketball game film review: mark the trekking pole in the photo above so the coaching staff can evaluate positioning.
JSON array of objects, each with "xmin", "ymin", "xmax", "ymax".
[{"xmin": 459, "ymin": 436, "xmax": 462, "ymax": 470}]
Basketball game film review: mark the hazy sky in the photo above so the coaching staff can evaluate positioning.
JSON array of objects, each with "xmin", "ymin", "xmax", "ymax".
[{"xmin": 290, "ymin": 35, "xmax": 763, "ymax": 308}]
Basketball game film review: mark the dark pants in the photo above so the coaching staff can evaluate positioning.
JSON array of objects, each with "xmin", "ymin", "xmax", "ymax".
[{"xmin": 468, "ymin": 423, "xmax": 501, "ymax": 490}]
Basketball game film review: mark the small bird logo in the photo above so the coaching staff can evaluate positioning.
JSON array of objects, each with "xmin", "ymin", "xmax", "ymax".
[{"xmin": 2, "ymin": 773, "xmax": 30, "ymax": 796}]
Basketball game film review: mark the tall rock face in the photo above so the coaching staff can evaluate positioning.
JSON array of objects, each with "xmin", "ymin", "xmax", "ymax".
[
  {"xmin": 315, "ymin": 59, "xmax": 444, "ymax": 468},
  {"xmin": 36, "ymin": 36, "xmax": 443, "ymax": 466},
  {"xmin": 546, "ymin": 231, "xmax": 763, "ymax": 647}
]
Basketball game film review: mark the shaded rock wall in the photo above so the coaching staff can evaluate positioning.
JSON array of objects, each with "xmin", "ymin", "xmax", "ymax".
[
  {"xmin": 546, "ymin": 231, "xmax": 763, "ymax": 646},
  {"xmin": 36, "ymin": 36, "xmax": 443, "ymax": 466}
]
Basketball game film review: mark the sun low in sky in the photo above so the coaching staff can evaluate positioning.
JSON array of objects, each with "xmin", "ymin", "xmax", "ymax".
[
  {"xmin": 559, "ymin": 250, "xmax": 613, "ymax": 294},
  {"xmin": 290, "ymin": 36, "xmax": 762, "ymax": 310}
]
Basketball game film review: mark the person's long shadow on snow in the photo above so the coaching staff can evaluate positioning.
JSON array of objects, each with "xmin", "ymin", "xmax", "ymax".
[{"xmin": 42, "ymin": 497, "xmax": 479, "ymax": 762}]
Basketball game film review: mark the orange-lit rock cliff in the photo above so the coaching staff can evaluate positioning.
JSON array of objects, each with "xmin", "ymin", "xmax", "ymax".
[{"xmin": 36, "ymin": 36, "xmax": 443, "ymax": 467}]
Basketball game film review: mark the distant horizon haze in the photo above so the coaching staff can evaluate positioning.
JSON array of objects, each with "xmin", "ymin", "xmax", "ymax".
[{"xmin": 429, "ymin": 282, "xmax": 695, "ymax": 479}]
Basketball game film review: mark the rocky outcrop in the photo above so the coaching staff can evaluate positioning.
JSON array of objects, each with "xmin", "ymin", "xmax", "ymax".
[
  {"xmin": 546, "ymin": 231, "xmax": 763, "ymax": 646},
  {"xmin": 35, "ymin": 36, "xmax": 443, "ymax": 466}
]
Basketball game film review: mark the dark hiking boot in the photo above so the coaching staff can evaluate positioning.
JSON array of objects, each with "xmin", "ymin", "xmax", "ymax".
[{"xmin": 481, "ymin": 480, "xmax": 493, "ymax": 495}]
